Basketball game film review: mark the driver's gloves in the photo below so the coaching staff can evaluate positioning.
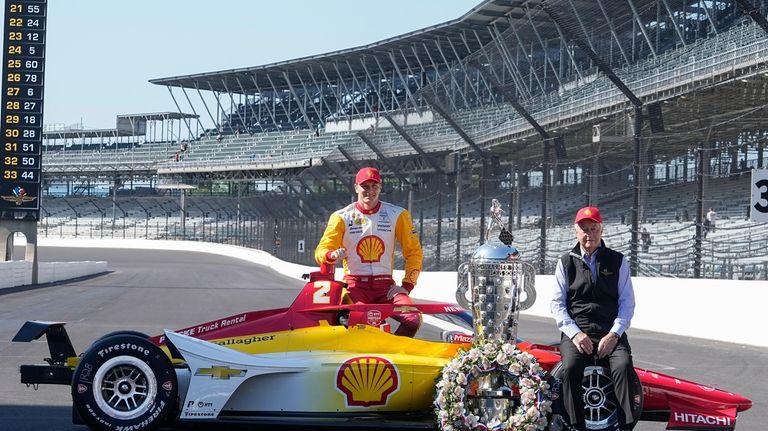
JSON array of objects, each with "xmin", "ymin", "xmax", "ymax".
[
  {"xmin": 328, "ymin": 247, "xmax": 346, "ymax": 261},
  {"xmin": 386, "ymin": 284, "xmax": 409, "ymax": 300}
]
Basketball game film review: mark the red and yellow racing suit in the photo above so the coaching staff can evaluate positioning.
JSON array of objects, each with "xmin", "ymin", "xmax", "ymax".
[{"xmin": 315, "ymin": 201, "xmax": 423, "ymax": 336}]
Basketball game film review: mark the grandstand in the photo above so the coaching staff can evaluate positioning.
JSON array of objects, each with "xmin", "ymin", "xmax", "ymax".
[{"xmin": 32, "ymin": 0, "xmax": 768, "ymax": 279}]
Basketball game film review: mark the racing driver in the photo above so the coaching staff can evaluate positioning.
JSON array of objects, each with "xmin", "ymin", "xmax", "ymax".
[{"xmin": 315, "ymin": 166, "xmax": 423, "ymax": 337}]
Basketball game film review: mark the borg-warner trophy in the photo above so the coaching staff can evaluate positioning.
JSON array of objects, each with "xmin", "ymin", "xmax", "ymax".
[{"xmin": 455, "ymin": 199, "xmax": 537, "ymax": 425}]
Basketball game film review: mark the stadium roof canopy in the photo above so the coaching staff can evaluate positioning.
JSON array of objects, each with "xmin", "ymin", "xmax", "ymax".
[
  {"xmin": 116, "ymin": 112, "xmax": 198, "ymax": 122},
  {"xmin": 43, "ymin": 128, "xmax": 131, "ymax": 140},
  {"xmin": 148, "ymin": 0, "xmax": 579, "ymax": 93}
]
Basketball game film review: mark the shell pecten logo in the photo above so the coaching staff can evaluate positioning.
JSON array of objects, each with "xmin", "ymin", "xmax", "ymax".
[
  {"xmin": 356, "ymin": 236, "xmax": 385, "ymax": 263},
  {"xmin": 336, "ymin": 356, "xmax": 399, "ymax": 407}
]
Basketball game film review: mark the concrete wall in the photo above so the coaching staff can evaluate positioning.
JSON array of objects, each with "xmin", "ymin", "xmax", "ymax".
[
  {"xmin": 0, "ymin": 260, "xmax": 108, "ymax": 289},
  {"xmin": 3, "ymin": 238, "xmax": 765, "ymax": 347}
]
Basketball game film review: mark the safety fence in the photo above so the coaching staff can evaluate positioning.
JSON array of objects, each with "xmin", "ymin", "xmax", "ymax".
[{"xmin": 31, "ymin": 213, "xmax": 768, "ymax": 281}]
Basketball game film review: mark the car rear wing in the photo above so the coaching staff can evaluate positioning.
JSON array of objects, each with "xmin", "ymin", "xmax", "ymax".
[{"xmin": 12, "ymin": 321, "xmax": 77, "ymax": 386}]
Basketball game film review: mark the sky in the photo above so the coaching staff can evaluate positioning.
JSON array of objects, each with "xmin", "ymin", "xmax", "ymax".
[{"xmin": 24, "ymin": 1, "xmax": 481, "ymax": 131}]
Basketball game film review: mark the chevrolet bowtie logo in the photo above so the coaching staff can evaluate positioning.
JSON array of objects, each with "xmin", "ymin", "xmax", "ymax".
[
  {"xmin": 393, "ymin": 306, "xmax": 419, "ymax": 313},
  {"xmin": 195, "ymin": 365, "xmax": 246, "ymax": 380}
]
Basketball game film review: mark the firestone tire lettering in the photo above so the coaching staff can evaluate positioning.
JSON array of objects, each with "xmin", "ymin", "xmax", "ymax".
[{"xmin": 72, "ymin": 334, "xmax": 177, "ymax": 431}]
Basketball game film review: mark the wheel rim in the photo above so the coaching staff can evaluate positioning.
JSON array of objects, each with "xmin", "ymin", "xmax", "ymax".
[
  {"xmin": 92, "ymin": 356, "xmax": 157, "ymax": 420},
  {"xmin": 582, "ymin": 365, "xmax": 618, "ymax": 428}
]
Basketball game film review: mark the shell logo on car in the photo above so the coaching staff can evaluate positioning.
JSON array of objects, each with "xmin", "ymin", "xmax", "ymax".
[
  {"xmin": 336, "ymin": 356, "xmax": 399, "ymax": 407},
  {"xmin": 356, "ymin": 236, "xmax": 385, "ymax": 263}
]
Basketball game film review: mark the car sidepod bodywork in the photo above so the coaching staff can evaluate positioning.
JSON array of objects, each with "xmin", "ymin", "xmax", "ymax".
[{"xmin": 167, "ymin": 323, "xmax": 463, "ymax": 422}]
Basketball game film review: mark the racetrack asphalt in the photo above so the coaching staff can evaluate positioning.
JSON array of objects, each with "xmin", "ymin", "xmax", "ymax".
[{"xmin": 0, "ymin": 246, "xmax": 764, "ymax": 431}]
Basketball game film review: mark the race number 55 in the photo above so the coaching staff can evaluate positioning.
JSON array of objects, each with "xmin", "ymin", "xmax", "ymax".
[{"xmin": 752, "ymin": 169, "xmax": 768, "ymax": 223}]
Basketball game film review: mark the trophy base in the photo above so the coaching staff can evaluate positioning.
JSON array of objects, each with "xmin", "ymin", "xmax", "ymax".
[{"xmin": 466, "ymin": 390, "xmax": 516, "ymax": 425}]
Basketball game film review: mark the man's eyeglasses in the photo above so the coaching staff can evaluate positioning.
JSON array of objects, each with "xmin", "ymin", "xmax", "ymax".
[{"xmin": 576, "ymin": 224, "xmax": 602, "ymax": 234}]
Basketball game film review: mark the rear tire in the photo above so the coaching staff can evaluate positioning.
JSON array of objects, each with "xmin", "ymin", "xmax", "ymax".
[
  {"xmin": 72, "ymin": 334, "xmax": 177, "ymax": 431},
  {"xmin": 548, "ymin": 361, "xmax": 642, "ymax": 431}
]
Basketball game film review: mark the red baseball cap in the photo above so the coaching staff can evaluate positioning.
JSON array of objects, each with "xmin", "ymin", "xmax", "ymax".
[
  {"xmin": 575, "ymin": 206, "xmax": 603, "ymax": 224},
  {"xmin": 355, "ymin": 167, "xmax": 381, "ymax": 185}
]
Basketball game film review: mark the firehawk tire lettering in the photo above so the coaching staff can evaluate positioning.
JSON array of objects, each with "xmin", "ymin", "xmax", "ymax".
[{"xmin": 72, "ymin": 334, "xmax": 177, "ymax": 431}]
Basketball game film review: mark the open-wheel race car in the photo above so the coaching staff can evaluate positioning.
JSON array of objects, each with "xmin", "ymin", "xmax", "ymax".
[{"xmin": 13, "ymin": 262, "xmax": 752, "ymax": 431}]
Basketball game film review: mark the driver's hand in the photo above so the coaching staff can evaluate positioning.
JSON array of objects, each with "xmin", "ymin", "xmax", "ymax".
[
  {"xmin": 386, "ymin": 284, "xmax": 408, "ymax": 300},
  {"xmin": 328, "ymin": 247, "xmax": 346, "ymax": 261},
  {"xmin": 571, "ymin": 332, "xmax": 594, "ymax": 355},
  {"xmin": 597, "ymin": 332, "xmax": 619, "ymax": 358}
]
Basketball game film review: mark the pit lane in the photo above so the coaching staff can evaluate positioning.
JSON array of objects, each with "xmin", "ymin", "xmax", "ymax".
[{"xmin": 0, "ymin": 246, "xmax": 764, "ymax": 431}]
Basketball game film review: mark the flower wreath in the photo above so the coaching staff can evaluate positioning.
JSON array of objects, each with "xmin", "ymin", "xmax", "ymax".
[{"xmin": 434, "ymin": 340, "xmax": 551, "ymax": 431}]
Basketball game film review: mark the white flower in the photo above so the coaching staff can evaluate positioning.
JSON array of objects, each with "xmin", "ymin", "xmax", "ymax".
[
  {"xmin": 521, "ymin": 390, "xmax": 536, "ymax": 402},
  {"xmin": 526, "ymin": 406, "xmax": 539, "ymax": 419},
  {"xmin": 467, "ymin": 348, "xmax": 481, "ymax": 361},
  {"xmin": 456, "ymin": 373, "xmax": 468, "ymax": 385},
  {"xmin": 495, "ymin": 350, "xmax": 510, "ymax": 365},
  {"xmin": 452, "ymin": 385, "xmax": 464, "ymax": 398},
  {"xmin": 509, "ymin": 362, "xmax": 522, "ymax": 375},
  {"xmin": 465, "ymin": 413, "xmax": 480, "ymax": 428},
  {"xmin": 436, "ymin": 394, "xmax": 447, "ymax": 409},
  {"xmin": 483, "ymin": 342, "xmax": 497, "ymax": 355}
]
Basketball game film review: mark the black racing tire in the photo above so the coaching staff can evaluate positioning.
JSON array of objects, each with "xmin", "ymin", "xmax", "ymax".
[
  {"xmin": 548, "ymin": 361, "xmax": 643, "ymax": 431},
  {"xmin": 92, "ymin": 330, "xmax": 150, "ymax": 345},
  {"xmin": 71, "ymin": 334, "xmax": 177, "ymax": 431}
]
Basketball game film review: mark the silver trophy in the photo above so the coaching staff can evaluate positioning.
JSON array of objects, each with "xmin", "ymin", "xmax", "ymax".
[
  {"xmin": 455, "ymin": 199, "xmax": 537, "ymax": 424},
  {"xmin": 456, "ymin": 199, "xmax": 536, "ymax": 343}
]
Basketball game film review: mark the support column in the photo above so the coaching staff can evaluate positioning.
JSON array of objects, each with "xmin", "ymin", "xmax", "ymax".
[
  {"xmin": 436, "ymin": 175, "xmax": 442, "ymax": 270},
  {"xmin": 630, "ymin": 107, "xmax": 643, "ymax": 275},
  {"xmin": 508, "ymin": 163, "xmax": 516, "ymax": 231},
  {"xmin": 480, "ymin": 160, "xmax": 487, "ymax": 244},
  {"xmin": 455, "ymin": 152, "xmax": 462, "ymax": 267},
  {"xmin": 539, "ymin": 140, "xmax": 550, "ymax": 274},
  {"xmin": 0, "ymin": 220, "xmax": 38, "ymax": 284},
  {"xmin": 694, "ymin": 147, "xmax": 705, "ymax": 278},
  {"xmin": 180, "ymin": 189, "xmax": 186, "ymax": 236}
]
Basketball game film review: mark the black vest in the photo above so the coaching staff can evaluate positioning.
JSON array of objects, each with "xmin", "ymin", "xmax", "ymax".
[{"xmin": 560, "ymin": 241, "xmax": 624, "ymax": 337}]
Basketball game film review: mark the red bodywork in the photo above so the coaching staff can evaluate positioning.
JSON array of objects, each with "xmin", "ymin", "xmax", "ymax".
[{"xmin": 151, "ymin": 266, "xmax": 752, "ymax": 429}]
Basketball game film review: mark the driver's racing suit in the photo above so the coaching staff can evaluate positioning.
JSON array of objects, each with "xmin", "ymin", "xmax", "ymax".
[{"xmin": 315, "ymin": 201, "xmax": 423, "ymax": 336}]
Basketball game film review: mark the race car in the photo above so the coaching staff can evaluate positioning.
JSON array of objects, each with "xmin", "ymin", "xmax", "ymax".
[{"xmin": 13, "ymin": 264, "xmax": 752, "ymax": 431}]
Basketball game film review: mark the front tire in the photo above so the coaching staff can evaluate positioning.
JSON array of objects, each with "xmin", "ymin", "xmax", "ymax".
[
  {"xmin": 71, "ymin": 334, "xmax": 177, "ymax": 431},
  {"xmin": 549, "ymin": 361, "xmax": 643, "ymax": 431}
]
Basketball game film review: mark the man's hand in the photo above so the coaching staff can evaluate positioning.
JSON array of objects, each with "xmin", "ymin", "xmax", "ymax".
[
  {"xmin": 571, "ymin": 332, "xmax": 594, "ymax": 355},
  {"xmin": 328, "ymin": 247, "xmax": 346, "ymax": 261},
  {"xmin": 386, "ymin": 284, "xmax": 408, "ymax": 300},
  {"xmin": 597, "ymin": 332, "xmax": 619, "ymax": 358}
]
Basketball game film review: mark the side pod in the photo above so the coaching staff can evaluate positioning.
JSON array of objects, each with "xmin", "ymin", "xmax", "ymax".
[{"xmin": 12, "ymin": 321, "xmax": 77, "ymax": 386}]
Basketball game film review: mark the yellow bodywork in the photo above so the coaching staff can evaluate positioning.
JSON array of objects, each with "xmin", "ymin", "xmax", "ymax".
[{"xmin": 203, "ymin": 323, "xmax": 464, "ymax": 412}]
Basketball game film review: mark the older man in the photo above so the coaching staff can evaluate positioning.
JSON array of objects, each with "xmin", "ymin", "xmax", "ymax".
[
  {"xmin": 315, "ymin": 167, "xmax": 423, "ymax": 337},
  {"xmin": 551, "ymin": 206, "xmax": 636, "ymax": 431}
]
